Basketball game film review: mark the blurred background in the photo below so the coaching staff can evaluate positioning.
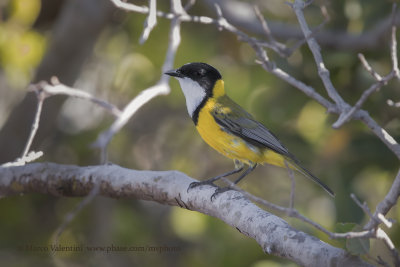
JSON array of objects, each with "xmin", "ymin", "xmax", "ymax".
[{"xmin": 0, "ymin": 0, "xmax": 399, "ymax": 266}]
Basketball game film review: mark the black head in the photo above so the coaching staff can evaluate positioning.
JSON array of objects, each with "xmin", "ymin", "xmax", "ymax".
[{"xmin": 165, "ymin": 62, "xmax": 222, "ymax": 93}]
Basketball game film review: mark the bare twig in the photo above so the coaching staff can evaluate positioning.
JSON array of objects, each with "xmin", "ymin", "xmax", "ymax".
[
  {"xmin": 365, "ymin": 169, "xmax": 400, "ymax": 229},
  {"xmin": 110, "ymin": 0, "xmax": 214, "ymax": 24},
  {"xmin": 183, "ymin": 0, "xmax": 196, "ymax": 11},
  {"xmin": 351, "ymin": 193, "xmax": 400, "ymax": 263},
  {"xmin": 291, "ymin": 0, "xmax": 346, "ymax": 110},
  {"xmin": 253, "ymin": 6, "xmax": 289, "ymax": 57},
  {"xmin": 139, "ymin": 0, "xmax": 157, "ymax": 44},
  {"xmin": 212, "ymin": 3, "xmax": 330, "ymax": 109},
  {"xmin": 354, "ymin": 111, "xmax": 400, "ymax": 158},
  {"xmin": 222, "ymin": 175, "xmax": 400, "ymax": 264},
  {"xmin": 20, "ymin": 86, "xmax": 47, "ymax": 159},
  {"xmin": 351, "ymin": 193, "xmax": 375, "ymax": 221},
  {"xmin": 220, "ymin": 177, "xmax": 375, "ymax": 240},
  {"xmin": 10, "ymin": 76, "xmax": 123, "ymax": 166},
  {"xmin": 206, "ymin": 2, "xmax": 337, "ymax": 112},
  {"xmin": 288, "ymin": 4, "xmax": 330, "ymax": 56},
  {"xmin": 253, "ymin": 6, "xmax": 274, "ymax": 42},
  {"xmin": 350, "ymin": 182, "xmax": 400, "ymax": 265},
  {"xmin": 333, "ymin": 5, "xmax": 399, "ymax": 128},
  {"xmin": 109, "ymin": 0, "xmax": 148, "ymax": 13},
  {"xmin": 7, "ymin": 77, "xmax": 125, "ymax": 167},
  {"xmin": 377, "ymin": 213, "xmax": 393, "ymax": 228},
  {"xmin": 92, "ymin": 0, "xmax": 185, "ymax": 162},
  {"xmin": 358, "ymin": 53, "xmax": 382, "ymax": 81},
  {"xmin": 376, "ymin": 228, "xmax": 400, "ymax": 266},
  {"xmin": 390, "ymin": 4, "xmax": 400, "ymax": 78},
  {"xmin": 1, "ymin": 151, "xmax": 43, "ymax": 167},
  {"xmin": 285, "ymin": 2, "xmax": 400, "ymax": 159},
  {"xmin": 199, "ymin": 0, "xmax": 400, "ymax": 160},
  {"xmin": 333, "ymin": 72, "xmax": 394, "ymax": 128},
  {"xmin": 45, "ymin": 77, "xmax": 121, "ymax": 116}
]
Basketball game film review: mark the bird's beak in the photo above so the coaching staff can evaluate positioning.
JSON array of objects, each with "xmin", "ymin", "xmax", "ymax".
[{"xmin": 164, "ymin": 69, "xmax": 183, "ymax": 78}]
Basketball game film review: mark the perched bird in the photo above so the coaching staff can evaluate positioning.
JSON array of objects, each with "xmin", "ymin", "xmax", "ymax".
[{"xmin": 165, "ymin": 62, "xmax": 334, "ymax": 198}]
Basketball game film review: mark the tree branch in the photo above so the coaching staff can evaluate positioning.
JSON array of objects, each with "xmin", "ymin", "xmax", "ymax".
[
  {"xmin": 365, "ymin": 168, "xmax": 400, "ymax": 229},
  {"xmin": 0, "ymin": 162, "xmax": 372, "ymax": 267},
  {"xmin": 92, "ymin": 0, "xmax": 185, "ymax": 163}
]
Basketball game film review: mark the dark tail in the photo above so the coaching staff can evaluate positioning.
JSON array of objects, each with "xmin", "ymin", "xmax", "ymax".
[{"xmin": 287, "ymin": 160, "xmax": 335, "ymax": 197}]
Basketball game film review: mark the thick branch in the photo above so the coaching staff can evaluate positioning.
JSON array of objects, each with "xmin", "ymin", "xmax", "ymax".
[{"xmin": 0, "ymin": 162, "xmax": 371, "ymax": 267}]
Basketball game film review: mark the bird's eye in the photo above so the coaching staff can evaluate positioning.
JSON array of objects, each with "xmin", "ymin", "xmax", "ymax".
[{"xmin": 197, "ymin": 69, "xmax": 205, "ymax": 76}]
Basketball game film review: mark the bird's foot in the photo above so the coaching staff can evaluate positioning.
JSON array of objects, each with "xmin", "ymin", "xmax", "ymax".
[
  {"xmin": 187, "ymin": 180, "xmax": 218, "ymax": 193},
  {"xmin": 210, "ymin": 187, "xmax": 234, "ymax": 201}
]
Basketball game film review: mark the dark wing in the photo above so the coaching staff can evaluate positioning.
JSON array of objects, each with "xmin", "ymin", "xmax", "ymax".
[
  {"xmin": 211, "ymin": 97, "xmax": 293, "ymax": 158},
  {"xmin": 212, "ymin": 97, "xmax": 335, "ymax": 197}
]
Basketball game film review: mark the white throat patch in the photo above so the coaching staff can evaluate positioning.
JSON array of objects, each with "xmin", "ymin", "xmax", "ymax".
[{"xmin": 177, "ymin": 77, "xmax": 206, "ymax": 117}]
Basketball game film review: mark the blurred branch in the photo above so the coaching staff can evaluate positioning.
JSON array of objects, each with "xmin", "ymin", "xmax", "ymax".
[
  {"xmin": 1, "ymin": 77, "xmax": 122, "ymax": 167},
  {"xmin": 0, "ymin": 162, "xmax": 373, "ymax": 267},
  {"xmin": 285, "ymin": 4, "xmax": 400, "ymax": 262},
  {"xmin": 253, "ymin": 5, "xmax": 289, "ymax": 58},
  {"xmin": 216, "ymin": 0, "xmax": 400, "ymax": 160},
  {"xmin": 0, "ymin": 0, "xmax": 114, "ymax": 164},
  {"xmin": 139, "ymin": 0, "xmax": 157, "ymax": 44},
  {"xmin": 204, "ymin": 0, "xmax": 400, "ymax": 52},
  {"xmin": 283, "ymin": 1, "xmax": 400, "ymax": 160},
  {"xmin": 332, "ymin": 4, "xmax": 400, "ymax": 128},
  {"xmin": 20, "ymin": 87, "xmax": 45, "ymax": 159},
  {"xmin": 1, "ymin": 151, "xmax": 43, "ymax": 168},
  {"xmin": 113, "ymin": 0, "xmax": 400, "ymax": 51},
  {"xmin": 358, "ymin": 53, "xmax": 382, "ymax": 81},
  {"xmin": 204, "ymin": 3, "xmax": 337, "ymax": 111},
  {"xmin": 222, "ymin": 177, "xmax": 393, "ymax": 249},
  {"xmin": 290, "ymin": 0, "xmax": 346, "ymax": 110},
  {"xmin": 92, "ymin": 0, "xmax": 185, "ymax": 163},
  {"xmin": 31, "ymin": 77, "xmax": 122, "ymax": 117},
  {"xmin": 51, "ymin": 183, "xmax": 100, "ymax": 252},
  {"xmin": 351, "ymin": 194, "xmax": 399, "ymax": 265},
  {"xmin": 0, "ymin": 0, "xmax": 396, "ymax": 265},
  {"xmin": 365, "ymin": 169, "xmax": 400, "ymax": 230}
]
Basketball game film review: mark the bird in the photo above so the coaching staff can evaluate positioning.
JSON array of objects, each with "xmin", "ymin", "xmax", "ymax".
[{"xmin": 165, "ymin": 62, "xmax": 334, "ymax": 198}]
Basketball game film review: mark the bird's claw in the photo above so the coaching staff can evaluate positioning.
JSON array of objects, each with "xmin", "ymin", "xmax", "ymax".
[
  {"xmin": 187, "ymin": 181, "xmax": 217, "ymax": 193},
  {"xmin": 210, "ymin": 187, "xmax": 233, "ymax": 201},
  {"xmin": 187, "ymin": 182, "xmax": 234, "ymax": 201}
]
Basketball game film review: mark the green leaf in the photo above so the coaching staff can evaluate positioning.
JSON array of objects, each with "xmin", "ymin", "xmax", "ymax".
[
  {"xmin": 346, "ymin": 225, "xmax": 370, "ymax": 255},
  {"xmin": 334, "ymin": 222, "xmax": 357, "ymax": 248},
  {"xmin": 334, "ymin": 223, "xmax": 370, "ymax": 255}
]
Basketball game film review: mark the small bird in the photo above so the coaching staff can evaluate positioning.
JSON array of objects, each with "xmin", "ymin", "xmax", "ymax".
[{"xmin": 165, "ymin": 62, "xmax": 334, "ymax": 198}]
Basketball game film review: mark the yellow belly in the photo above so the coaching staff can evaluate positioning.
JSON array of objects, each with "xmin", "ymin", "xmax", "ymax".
[{"xmin": 196, "ymin": 99, "xmax": 286, "ymax": 167}]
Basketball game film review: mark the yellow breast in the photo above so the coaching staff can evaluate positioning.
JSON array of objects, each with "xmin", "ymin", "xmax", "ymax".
[
  {"xmin": 196, "ymin": 98, "xmax": 265, "ymax": 165},
  {"xmin": 194, "ymin": 79, "xmax": 287, "ymax": 168}
]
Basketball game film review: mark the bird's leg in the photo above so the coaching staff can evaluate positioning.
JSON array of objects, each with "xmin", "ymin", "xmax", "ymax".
[
  {"xmin": 187, "ymin": 160, "xmax": 244, "ymax": 192},
  {"xmin": 210, "ymin": 163, "xmax": 257, "ymax": 201},
  {"xmin": 233, "ymin": 163, "xmax": 257, "ymax": 184}
]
